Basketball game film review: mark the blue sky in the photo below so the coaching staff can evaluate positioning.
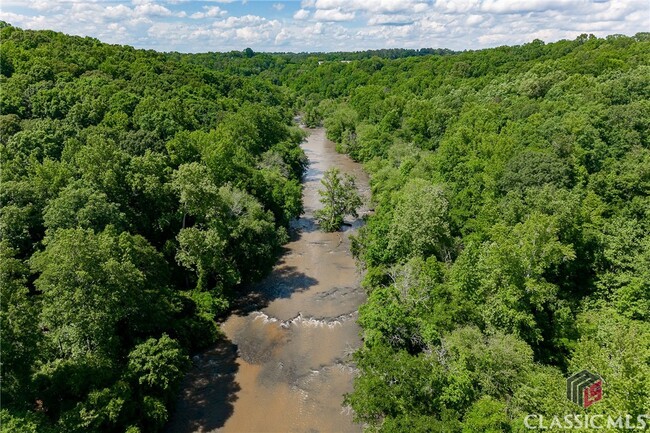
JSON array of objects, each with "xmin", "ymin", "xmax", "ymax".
[{"xmin": 1, "ymin": 0, "xmax": 648, "ymax": 53}]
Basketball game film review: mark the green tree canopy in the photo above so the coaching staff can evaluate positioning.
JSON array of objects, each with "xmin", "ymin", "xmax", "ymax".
[{"xmin": 314, "ymin": 167, "xmax": 362, "ymax": 232}]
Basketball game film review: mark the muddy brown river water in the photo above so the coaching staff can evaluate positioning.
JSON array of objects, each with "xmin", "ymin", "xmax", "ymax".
[{"xmin": 165, "ymin": 127, "xmax": 369, "ymax": 433}]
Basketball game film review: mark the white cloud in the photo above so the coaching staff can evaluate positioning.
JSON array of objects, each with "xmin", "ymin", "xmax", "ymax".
[
  {"xmin": 134, "ymin": 3, "xmax": 172, "ymax": 17},
  {"xmin": 146, "ymin": 13, "xmax": 283, "ymax": 48},
  {"xmin": 214, "ymin": 14, "xmax": 269, "ymax": 29},
  {"xmin": 311, "ymin": 22, "xmax": 324, "ymax": 34},
  {"xmin": 313, "ymin": 0, "xmax": 431, "ymax": 14},
  {"xmin": 418, "ymin": 18, "xmax": 447, "ymax": 34},
  {"xmin": 313, "ymin": 8, "xmax": 355, "ymax": 21},
  {"xmin": 29, "ymin": 0, "xmax": 60, "ymax": 12},
  {"xmin": 368, "ymin": 14, "xmax": 414, "ymax": 26},
  {"xmin": 433, "ymin": 0, "xmax": 481, "ymax": 14},
  {"xmin": 0, "ymin": 0, "xmax": 648, "ymax": 53},
  {"xmin": 294, "ymin": 9, "xmax": 310, "ymax": 20},
  {"xmin": 104, "ymin": 4, "xmax": 132, "ymax": 19},
  {"xmin": 273, "ymin": 3, "xmax": 285, "ymax": 11},
  {"xmin": 275, "ymin": 28, "xmax": 290, "ymax": 44},
  {"xmin": 190, "ymin": 6, "xmax": 226, "ymax": 19},
  {"xmin": 480, "ymin": 0, "xmax": 579, "ymax": 14},
  {"xmin": 466, "ymin": 14, "xmax": 484, "ymax": 25}
]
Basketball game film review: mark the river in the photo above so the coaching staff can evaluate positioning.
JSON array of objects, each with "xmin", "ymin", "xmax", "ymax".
[{"xmin": 165, "ymin": 127, "xmax": 369, "ymax": 433}]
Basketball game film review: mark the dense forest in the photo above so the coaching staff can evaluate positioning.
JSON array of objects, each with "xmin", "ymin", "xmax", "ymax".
[
  {"xmin": 0, "ymin": 22, "xmax": 306, "ymax": 433},
  {"xmin": 1, "ymin": 20, "xmax": 649, "ymax": 433},
  {"xmin": 166, "ymin": 47, "xmax": 455, "ymax": 79},
  {"xmin": 288, "ymin": 33, "xmax": 650, "ymax": 432}
]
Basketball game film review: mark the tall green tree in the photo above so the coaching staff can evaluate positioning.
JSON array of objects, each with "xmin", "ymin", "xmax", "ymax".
[
  {"xmin": 314, "ymin": 167, "xmax": 362, "ymax": 232},
  {"xmin": 31, "ymin": 227, "xmax": 170, "ymax": 357}
]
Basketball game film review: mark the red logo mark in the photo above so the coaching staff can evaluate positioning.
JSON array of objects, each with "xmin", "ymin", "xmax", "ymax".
[{"xmin": 583, "ymin": 379, "xmax": 602, "ymax": 408}]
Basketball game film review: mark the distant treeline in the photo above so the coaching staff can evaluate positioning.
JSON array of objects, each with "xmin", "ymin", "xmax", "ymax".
[{"xmin": 165, "ymin": 47, "xmax": 455, "ymax": 79}]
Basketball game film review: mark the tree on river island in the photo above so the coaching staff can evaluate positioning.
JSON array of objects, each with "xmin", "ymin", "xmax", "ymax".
[{"xmin": 315, "ymin": 168, "xmax": 362, "ymax": 232}]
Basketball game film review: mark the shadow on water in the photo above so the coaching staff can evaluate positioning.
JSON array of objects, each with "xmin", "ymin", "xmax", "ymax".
[
  {"xmin": 165, "ymin": 242, "xmax": 319, "ymax": 432},
  {"xmin": 303, "ymin": 165, "xmax": 323, "ymax": 183},
  {"xmin": 290, "ymin": 213, "xmax": 368, "ymax": 236},
  {"xmin": 165, "ymin": 341, "xmax": 240, "ymax": 433},
  {"xmin": 290, "ymin": 215, "xmax": 319, "ymax": 235},
  {"xmin": 230, "ymin": 263, "xmax": 319, "ymax": 316},
  {"xmin": 165, "ymin": 214, "xmax": 366, "ymax": 432}
]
